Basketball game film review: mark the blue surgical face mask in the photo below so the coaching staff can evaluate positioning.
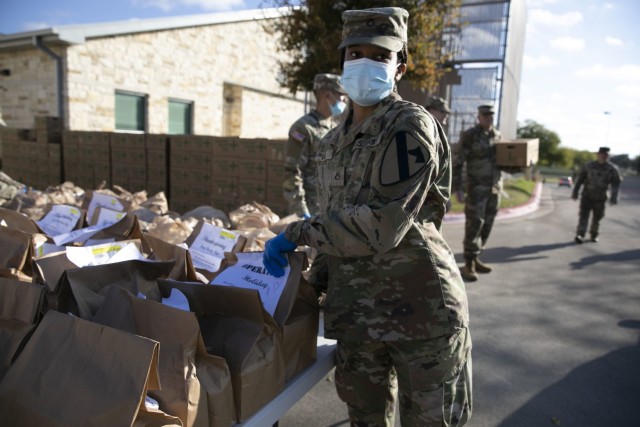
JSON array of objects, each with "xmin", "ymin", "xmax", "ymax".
[
  {"xmin": 340, "ymin": 58, "xmax": 397, "ymax": 107},
  {"xmin": 330, "ymin": 100, "xmax": 347, "ymax": 116}
]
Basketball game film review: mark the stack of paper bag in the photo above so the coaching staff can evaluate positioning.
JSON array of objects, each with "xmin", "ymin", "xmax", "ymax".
[
  {"xmin": 158, "ymin": 279, "xmax": 285, "ymax": 422},
  {"xmin": 213, "ymin": 251, "xmax": 319, "ymax": 382},
  {"xmin": 0, "ymin": 278, "xmax": 45, "ymax": 381},
  {"xmin": 0, "ymin": 311, "xmax": 181, "ymax": 426},
  {"xmin": 93, "ymin": 286, "xmax": 235, "ymax": 427}
]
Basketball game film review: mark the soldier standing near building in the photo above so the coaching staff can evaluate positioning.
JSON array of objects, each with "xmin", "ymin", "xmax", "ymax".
[
  {"xmin": 283, "ymin": 73, "xmax": 347, "ymax": 218},
  {"xmin": 425, "ymin": 96, "xmax": 451, "ymax": 127},
  {"xmin": 283, "ymin": 73, "xmax": 346, "ymax": 298},
  {"xmin": 452, "ymin": 104, "xmax": 504, "ymax": 282},
  {"xmin": 572, "ymin": 146, "xmax": 622, "ymax": 243},
  {"xmin": 265, "ymin": 7, "xmax": 471, "ymax": 426}
]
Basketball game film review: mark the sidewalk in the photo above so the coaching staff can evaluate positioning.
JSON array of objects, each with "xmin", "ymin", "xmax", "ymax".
[{"xmin": 443, "ymin": 181, "xmax": 543, "ymax": 224}]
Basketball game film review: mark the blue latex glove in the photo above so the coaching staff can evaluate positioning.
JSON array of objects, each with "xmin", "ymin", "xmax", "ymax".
[
  {"xmin": 263, "ymin": 233, "xmax": 297, "ymax": 277},
  {"xmin": 302, "ymin": 213, "xmax": 311, "ymax": 219}
]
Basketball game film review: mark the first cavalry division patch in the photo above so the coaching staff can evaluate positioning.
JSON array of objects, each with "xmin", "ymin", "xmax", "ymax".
[{"xmin": 379, "ymin": 131, "xmax": 428, "ymax": 186}]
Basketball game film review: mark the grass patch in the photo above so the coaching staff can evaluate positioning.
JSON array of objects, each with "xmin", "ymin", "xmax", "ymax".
[{"xmin": 448, "ymin": 178, "xmax": 537, "ymax": 214}]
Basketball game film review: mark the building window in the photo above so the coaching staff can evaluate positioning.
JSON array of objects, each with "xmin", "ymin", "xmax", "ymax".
[
  {"xmin": 168, "ymin": 99, "xmax": 193, "ymax": 135},
  {"xmin": 115, "ymin": 91, "xmax": 147, "ymax": 132}
]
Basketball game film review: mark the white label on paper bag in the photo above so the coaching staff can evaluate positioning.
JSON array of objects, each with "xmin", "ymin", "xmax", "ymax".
[
  {"xmin": 65, "ymin": 241, "xmax": 142, "ymax": 267},
  {"xmin": 189, "ymin": 223, "xmax": 240, "ymax": 272},
  {"xmin": 34, "ymin": 242, "xmax": 66, "ymax": 257},
  {"xmin": 87, "ymin": 193, "xmax": 125, "ymax": 221},
  {"xmin": 210, "ymin": 252, "xmax": 289, "ymax": 317},
  {"xmin": 36, "ymin": 205, "xmax": 82, "ymax": 237},
  {"xmin": 53, "ymin": 224, "xmax": 104, "ymax": 246},
  {"xmin": 94, "ymin": 207, "xmax": 126, "ymax": 227}
]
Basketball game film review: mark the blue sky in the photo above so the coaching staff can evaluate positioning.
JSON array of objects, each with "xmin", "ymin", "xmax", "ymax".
[{"xmin": 1, "ymin": 0, "xmax": 639, "ymax": 157}]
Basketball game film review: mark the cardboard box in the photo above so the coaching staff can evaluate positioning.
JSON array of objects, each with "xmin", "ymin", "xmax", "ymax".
[
  {"xmin": 267, "ymin": 159, "xmax": 285, "ymax": 184},
  {"xmin": 237, "ymin": 178, "xmax": 267, "ymax": 202},
  {"xmin": 212, "ymin": 157, "xmax": 240, "ymax": 177},
  {"xmin": 495, "ymin": 138, "xmax": 539, "ymax": 167},
  {"xmin": 267, "ymin": 139, "xmax": 287, "ymax": 162},
  {"xmin": 236, "ymin": 158, "xmax": 267, "ymax": 180},
  {"xmin": 235, "ymin": 138, "xmax": 269, "ymax": 159}
]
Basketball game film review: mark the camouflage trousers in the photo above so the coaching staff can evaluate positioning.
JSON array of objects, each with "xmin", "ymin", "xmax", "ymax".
[
  {"xmin": 576, "ymin": 196, "xmax": 606, "ymax": 237},
  {"xmin": 335, "ymin": 327, "xmax": 472, "ymax": 426},
  {"xmin": 307, "ymin": 252, "xmax": 329, "ymax": 297},
  {"xmin": 463, "ymin": 186, "xmax": 500, "ymax": 258}
]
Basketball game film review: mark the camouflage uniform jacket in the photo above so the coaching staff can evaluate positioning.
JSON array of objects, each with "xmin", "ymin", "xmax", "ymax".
[
  {"xmin": 284, "ymin": 93, "xmax": 468, "ymax": 341},
  {"xmin": 283, "ymin": 109, "xmax": 335, "ymax": 216},
  {"xmin": 572, "ymin": 160, "xmax": 622, "ymax": 202},
  {"xmin": 452, "ymin": 124, "xmax": 503, "ymax": 193}
]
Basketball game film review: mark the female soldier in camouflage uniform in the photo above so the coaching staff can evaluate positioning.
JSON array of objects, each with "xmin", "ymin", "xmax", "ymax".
[{"xmin": 264, "ymin": 7, "xmax": 472, "ymax": 426}]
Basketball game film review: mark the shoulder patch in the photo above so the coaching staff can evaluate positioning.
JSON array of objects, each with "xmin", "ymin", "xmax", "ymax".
[
  {"xmin": 379, "ymin": 131, "xmax": 428, "ymax": 186},
  {"xmin": 289, "ymin": 129, "xmax": 306, "ymax": 143}
]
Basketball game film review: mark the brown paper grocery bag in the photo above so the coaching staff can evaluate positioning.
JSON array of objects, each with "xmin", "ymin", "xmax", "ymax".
[
  {"xmin": 133, "ymin": 406, "xmax": 183, "ymax": 427},
  {"xmin": 94, "ymin": 286, "xmax": 236, "ymax": 427},
  {"xmin": 143, "ymin": 233, "xmax": 201, "ymax": 282},
  {"xmin": 32, "ymin": 251, "xmax": 79, "ymax": 313},
  {"xmin": 0, "ymin": 278, "xmax": 45, "ymax": 381},
  {"xmin": 215, "ymin": 251, "xmax": 319, "ymax": 382},
  {"xmin": 158, "ymin": 279, "xmax": 285, "ymax": 421},
  {"xmin": 57, "ymin": 259, "xmax": 174, "ymax": 319},
  {"xmin": 281, "ymin": 276, "xmax": 319, "ymax": 382},
  {"xmin": 0, "ymin": 206, "xmax": 42, "ymax": 234},
  {"xmin": 0, "ymin": 226, "xmax": 37, "ymax": 279},
  {"xmin": 0, "ymin": 310, "xmax": 161, "ymax": 427}
]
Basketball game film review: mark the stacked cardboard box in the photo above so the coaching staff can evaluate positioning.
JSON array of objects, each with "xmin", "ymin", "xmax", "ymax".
[
  {"xmin": 145, "ymin": 134, "xmax": 168, "ymax": 196},
  {"xmin": 35, "ymin": 116, "xmax": 62, "ymax": 144},
  {"xmin": 63, "ymin": 131, "xmax": 111, "ymax": 189},
  {"xmin": 265, "ymin": 140, "xmax": 287, "ymax": 215},
  {"xmin": 169, "ymin": 135, "xmax": 220, "ymax": 213},
  {"xmin": 0, "ymin": 127, "xmax": 60, "ymax": 189},
  {"xmin": 111, "ymin": 133, "xmax": 147, "ymax": 191}
]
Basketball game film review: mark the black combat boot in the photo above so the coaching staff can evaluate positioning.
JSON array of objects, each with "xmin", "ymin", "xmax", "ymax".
[
  {"xmin": 461, "ymin": 257, "xmax": 478, "ymax": 282},
  {"xmin": 574, "ymin": 235, "xmax": 584, "ymax": 244}
]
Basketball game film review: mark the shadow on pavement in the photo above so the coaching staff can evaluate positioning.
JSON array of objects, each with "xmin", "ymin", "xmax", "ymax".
[
  {"xmin": 569, "ymin": 249, "xmax": 640, "ymax": 270},
  {"xmin": 455, "ymin": 242, "xmax": 575, "ymax": 264},
  {"xmin": 497, "ymin": 335, "xmax": 640, "ymax": 427}
]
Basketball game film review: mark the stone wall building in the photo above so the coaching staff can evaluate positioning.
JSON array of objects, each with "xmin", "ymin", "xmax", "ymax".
[{"xmin": 0, "ymin": 8, "xmax": 306, "ymax": 138}]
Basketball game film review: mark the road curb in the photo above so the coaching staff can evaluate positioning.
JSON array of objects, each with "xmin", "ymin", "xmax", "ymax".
[{"xmin": 443, "ymin": 181, "xmax": 543, "ymax": 224}]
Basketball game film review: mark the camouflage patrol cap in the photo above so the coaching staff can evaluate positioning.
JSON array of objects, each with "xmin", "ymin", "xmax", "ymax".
[
  {"xmin": 338, "ymin": 7, "xmax": 409, "ymax": 52},
  {"xmin": 597, "ymin": 146, "xmax": 610, "ymax": 154},
  {"xmin": 478, "ymin": 104, "xmax": 495, "ymax": 114},
  {"xmin": 313, "ymin": 73, "xmax": 346, "ymax": 94},
  {"xmin": 425, "ymin": 96, "xmax": 451, "ymax": 113}
]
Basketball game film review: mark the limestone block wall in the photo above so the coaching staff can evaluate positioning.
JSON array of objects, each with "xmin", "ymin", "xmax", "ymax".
[
  {"xmin": 0, "ymin": 47, "xmax": 59, "ymax": 128},
  {"xmin": 64, "ymin": 18, "xmax": 306, "ymax": 138}
]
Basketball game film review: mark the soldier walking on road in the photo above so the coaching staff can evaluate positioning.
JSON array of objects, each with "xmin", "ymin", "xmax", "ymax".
[
  {"xmin": 572, "ymin": 146, "xmax": 622, "ymax": 243},
  {"xmin": 265, "ymin": 7, "xmax": 471, "ymax": 426},
  {"xmin": 452, "ymin": 104, "xmax": 505, "ymax": 282}
]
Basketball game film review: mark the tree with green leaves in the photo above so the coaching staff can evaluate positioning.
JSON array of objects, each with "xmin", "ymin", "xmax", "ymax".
[
  {"xmin": 262, "ymin": 0, "xmax": 462, "ymax": 94},
  {"xmin": 517, "ymin": 119, "xmax": 563, "ymax": 167}
]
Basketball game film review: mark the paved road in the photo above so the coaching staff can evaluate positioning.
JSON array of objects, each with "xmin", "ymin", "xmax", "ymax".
[{"xmin": 279, "ymin": 175, "xmax": 640, "ymax": 427}]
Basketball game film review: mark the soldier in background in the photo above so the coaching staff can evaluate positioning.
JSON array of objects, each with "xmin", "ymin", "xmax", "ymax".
[
  {"xmin": 452, "ymin": 104, "xmax": 503, "ymax": 282},
  {"xmin": 572, "ymin": 146, "xmax": 622, "ymax": 243},
  {"xmin": 425, "ymin": 96, "xmax": 451, "ymax": 127},
  {"xmin": 265, "ymin": 7, "xmax": 471, "ymax": 426},
  {"xmin": 283, "ymin": 73, "xmax": 346, "ymax": 299},
  {"xmin": 283, "ymin": 73, "xmax": 347, "ymax": 219}
]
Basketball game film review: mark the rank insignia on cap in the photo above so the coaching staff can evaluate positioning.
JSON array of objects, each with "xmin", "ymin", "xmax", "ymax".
[
  {"xmin": 379, "ymin": 132, "xmax": 428, "ymax": 186},
  {"xmin": 290, "ymin": 130, "xmax": 306, "ymax": 142}
]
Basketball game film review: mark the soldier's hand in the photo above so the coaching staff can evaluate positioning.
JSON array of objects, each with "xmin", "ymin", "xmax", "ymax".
[
  {"xmin": 610, "ymin": 200, "xmax": 617, "ymax": 205},
  {"xmin": 456, "ymin": 190, "xmax": 465, "ymax": 204},
  {"xmin": 571, "ymin": 195, "xmax": 578, "ymax": 201}
]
